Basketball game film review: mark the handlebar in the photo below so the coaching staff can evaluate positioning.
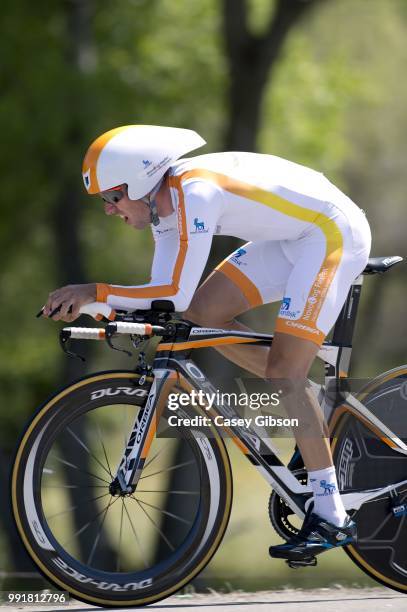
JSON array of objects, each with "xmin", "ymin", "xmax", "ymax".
[
  {"xmin": 59, "ymin": 320, "xmax": 168, "ymax": 361},
  {"xmin": 62, "ymin": 321, "xmax": 166, "ymax": 341},
  {"xmin": 38, "ymin": 299, "xmax": 177, "ymax": 360},
  {"xmin": 59, "ymin": 312, "xmax": 176, "ymax": 360},
  {"xmin": 61, "ymin": 327, "xmax": 107, "ymax": 340}
]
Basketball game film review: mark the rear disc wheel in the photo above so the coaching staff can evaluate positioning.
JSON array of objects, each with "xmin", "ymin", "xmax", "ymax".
[{"xmin": 332, "ymin": 368, "xmax": 407, "ymax": 593}]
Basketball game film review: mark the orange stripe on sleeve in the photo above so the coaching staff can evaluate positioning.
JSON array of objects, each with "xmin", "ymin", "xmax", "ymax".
[
  {"xmin": 95, "ymin": 176, "xmax": 189, "ymax": 303},
  {"xmin": 96, "ymin": 283, "xmax": 111, "ymax": 303}
]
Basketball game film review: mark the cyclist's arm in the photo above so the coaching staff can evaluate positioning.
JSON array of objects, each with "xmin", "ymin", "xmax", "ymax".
[{"xmin": 95, "ymin": 181, "xmax": 224, "ymax": 312}]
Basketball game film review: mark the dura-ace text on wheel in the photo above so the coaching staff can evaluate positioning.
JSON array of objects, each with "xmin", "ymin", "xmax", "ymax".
[{"xmin": 12, "ymin": 372, "xmax": 232, "ymax": 607}]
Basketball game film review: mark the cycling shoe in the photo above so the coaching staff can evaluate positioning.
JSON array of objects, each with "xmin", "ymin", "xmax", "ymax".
[{"xmin": 269, "ymin": 511, "xmax": 356, "ymax": 561}]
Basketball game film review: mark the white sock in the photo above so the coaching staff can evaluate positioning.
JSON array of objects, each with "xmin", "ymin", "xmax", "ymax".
[{"xmin": 308, "ymin": 465, "xmax": 348, "ymax": 527}]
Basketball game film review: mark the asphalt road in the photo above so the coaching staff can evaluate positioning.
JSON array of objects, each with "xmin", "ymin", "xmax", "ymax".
[{"xmin": 2, "ymin": 588, "xmax": 405, "ymax": 612}]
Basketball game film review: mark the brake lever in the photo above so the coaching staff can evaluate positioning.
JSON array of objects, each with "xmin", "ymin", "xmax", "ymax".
[
  {"xmin": 104, "ymin": 325, "xmax": 133, "ymax": 357},
  {"xmin": 59, "ymin": 329, "xmax": 86, "ymax": 362}
]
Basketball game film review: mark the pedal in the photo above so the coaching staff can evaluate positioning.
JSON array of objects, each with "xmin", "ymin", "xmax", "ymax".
[{"xmin": 286, "ymin": 556, "xmax": 317, "ymax": 569}]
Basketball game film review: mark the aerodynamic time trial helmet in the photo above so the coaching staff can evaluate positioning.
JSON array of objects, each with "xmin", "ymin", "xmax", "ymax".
[{"xmin": 82, "ymin": 125, "xmax": 206, "ymax": 200}]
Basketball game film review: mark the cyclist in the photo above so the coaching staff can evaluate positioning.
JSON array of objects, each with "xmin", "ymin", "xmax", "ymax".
[{"xmin": 43, "ymin": 125, "xmax": 372, "ymax": 562}]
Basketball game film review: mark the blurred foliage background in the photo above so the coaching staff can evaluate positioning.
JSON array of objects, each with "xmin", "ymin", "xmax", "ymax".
[{"xmin": 0, "ymin": 0, "xmax": 406, "ymax": 591}]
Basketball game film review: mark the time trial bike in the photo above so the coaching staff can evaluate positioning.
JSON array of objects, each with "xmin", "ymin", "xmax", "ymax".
[{"xmin": 11, "ymin": 255, "xmax": 407, "ymax": 606}]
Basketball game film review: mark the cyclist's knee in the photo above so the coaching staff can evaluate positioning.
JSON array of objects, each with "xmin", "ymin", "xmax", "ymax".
[
  {"xmin": 266, "ymin": 361, "xmax": 314, "ymax": 415},
  {"xmin": 265, "ymin": 333, "xmax": 318, "ymax": 380}
]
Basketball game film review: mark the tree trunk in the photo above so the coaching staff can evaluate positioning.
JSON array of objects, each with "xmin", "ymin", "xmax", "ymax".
[
  {"xmin": 199, "ymin": 0, "xmax": 323, "ymax": 360},
  {"xmin": 52, "ymin": 0, "xmax": 116, "ymax": 569},
  {"xmin": 222, "ymin": 0, "xmax": 323, "ymax": 151}
]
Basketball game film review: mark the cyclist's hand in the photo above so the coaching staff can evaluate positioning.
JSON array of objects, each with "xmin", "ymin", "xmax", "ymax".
[{"xmin": 43, "ymin": 284, "xmax": 97, "ymax": 322}]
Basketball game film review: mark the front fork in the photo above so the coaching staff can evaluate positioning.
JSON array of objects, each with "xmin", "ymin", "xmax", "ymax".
[{"xmin": 110, "ymin": 368, "xmax": 178, "ymax": 495}]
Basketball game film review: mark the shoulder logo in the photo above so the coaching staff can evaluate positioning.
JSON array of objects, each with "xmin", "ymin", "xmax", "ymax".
[
  {"xmin": 191, "ymin": 217, "xmax": 208, "ymax": 233},
  {"xmin": 142, "ymin": 159, "xmax": 152, "ymax": 169}
]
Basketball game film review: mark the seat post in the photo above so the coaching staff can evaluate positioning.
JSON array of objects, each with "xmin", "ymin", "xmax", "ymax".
[{"xmin": 331, "ymin": 275, "xmax": 364, "ymax": 348}]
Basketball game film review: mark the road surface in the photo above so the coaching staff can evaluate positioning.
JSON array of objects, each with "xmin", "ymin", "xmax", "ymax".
[{"xmin": 2, "ymin": 587, "xmax": 404, "ymax": 611}]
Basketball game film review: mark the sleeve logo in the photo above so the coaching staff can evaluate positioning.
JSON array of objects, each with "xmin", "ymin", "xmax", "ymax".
[{"xmin": 191, "ymin": 218, "xmax": 208, "ymax": 233}]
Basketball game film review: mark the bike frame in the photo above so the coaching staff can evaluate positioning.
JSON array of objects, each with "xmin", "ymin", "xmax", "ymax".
[{"xmin": 113, "ymin": 273, "xmax": 407, "ymax": 519}]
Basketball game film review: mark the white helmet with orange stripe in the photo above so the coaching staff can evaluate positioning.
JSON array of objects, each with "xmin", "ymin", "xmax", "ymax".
[{"xmin": 82, "ymin": 125, "xmax": 206, "ymax": 200}]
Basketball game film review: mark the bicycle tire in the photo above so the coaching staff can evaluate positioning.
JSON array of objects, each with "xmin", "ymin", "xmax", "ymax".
[
  {"xmin": 332, "ymin": 365, "xmax": 407, "ymax": 594},
  {"xmin": 11, "ymin": 371, "xmax": 233, "ymax": 607}
]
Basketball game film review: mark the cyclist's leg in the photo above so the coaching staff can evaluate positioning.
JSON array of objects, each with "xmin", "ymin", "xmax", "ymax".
[
  {"xmin": 267, "ymin": 327, "xmax": 359, "ymax": 557},
  {"xmin": 184, "ymin": 240, "xmax": 292, "ymax": 377},
  {"xmin": 188, "ymin": 206, "xmax": 371, "ymax": 529},
  {"xmin": 185, "ymin": 241, "xmax": 349, "ymax": 529},
  {"xmin": 265, "ymin": 332, "xmax": 331, "ymax": 468},
  {"xmin": 266, "ymin": 206, "xmax": 371, "ymax": 531},
  {"xmin": 265, "ymin": 206, "xmax": 371, "ymax": 466}
]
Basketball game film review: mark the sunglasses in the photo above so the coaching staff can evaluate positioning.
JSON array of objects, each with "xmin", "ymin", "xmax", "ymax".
[{"xmin": 99, "ymin": 185, "xmax": 127, "ymax": 205}]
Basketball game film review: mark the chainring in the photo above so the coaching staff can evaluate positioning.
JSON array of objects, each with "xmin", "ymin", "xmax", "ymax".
[{"xmin": 268, "ymin": 469, "xmax": 307, "ymax": 540}]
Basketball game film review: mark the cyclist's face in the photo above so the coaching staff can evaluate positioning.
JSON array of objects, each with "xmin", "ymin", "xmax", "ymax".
[{"xmin": 102, "ymin": 188, "xmax": 151, "ymax": 229}]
